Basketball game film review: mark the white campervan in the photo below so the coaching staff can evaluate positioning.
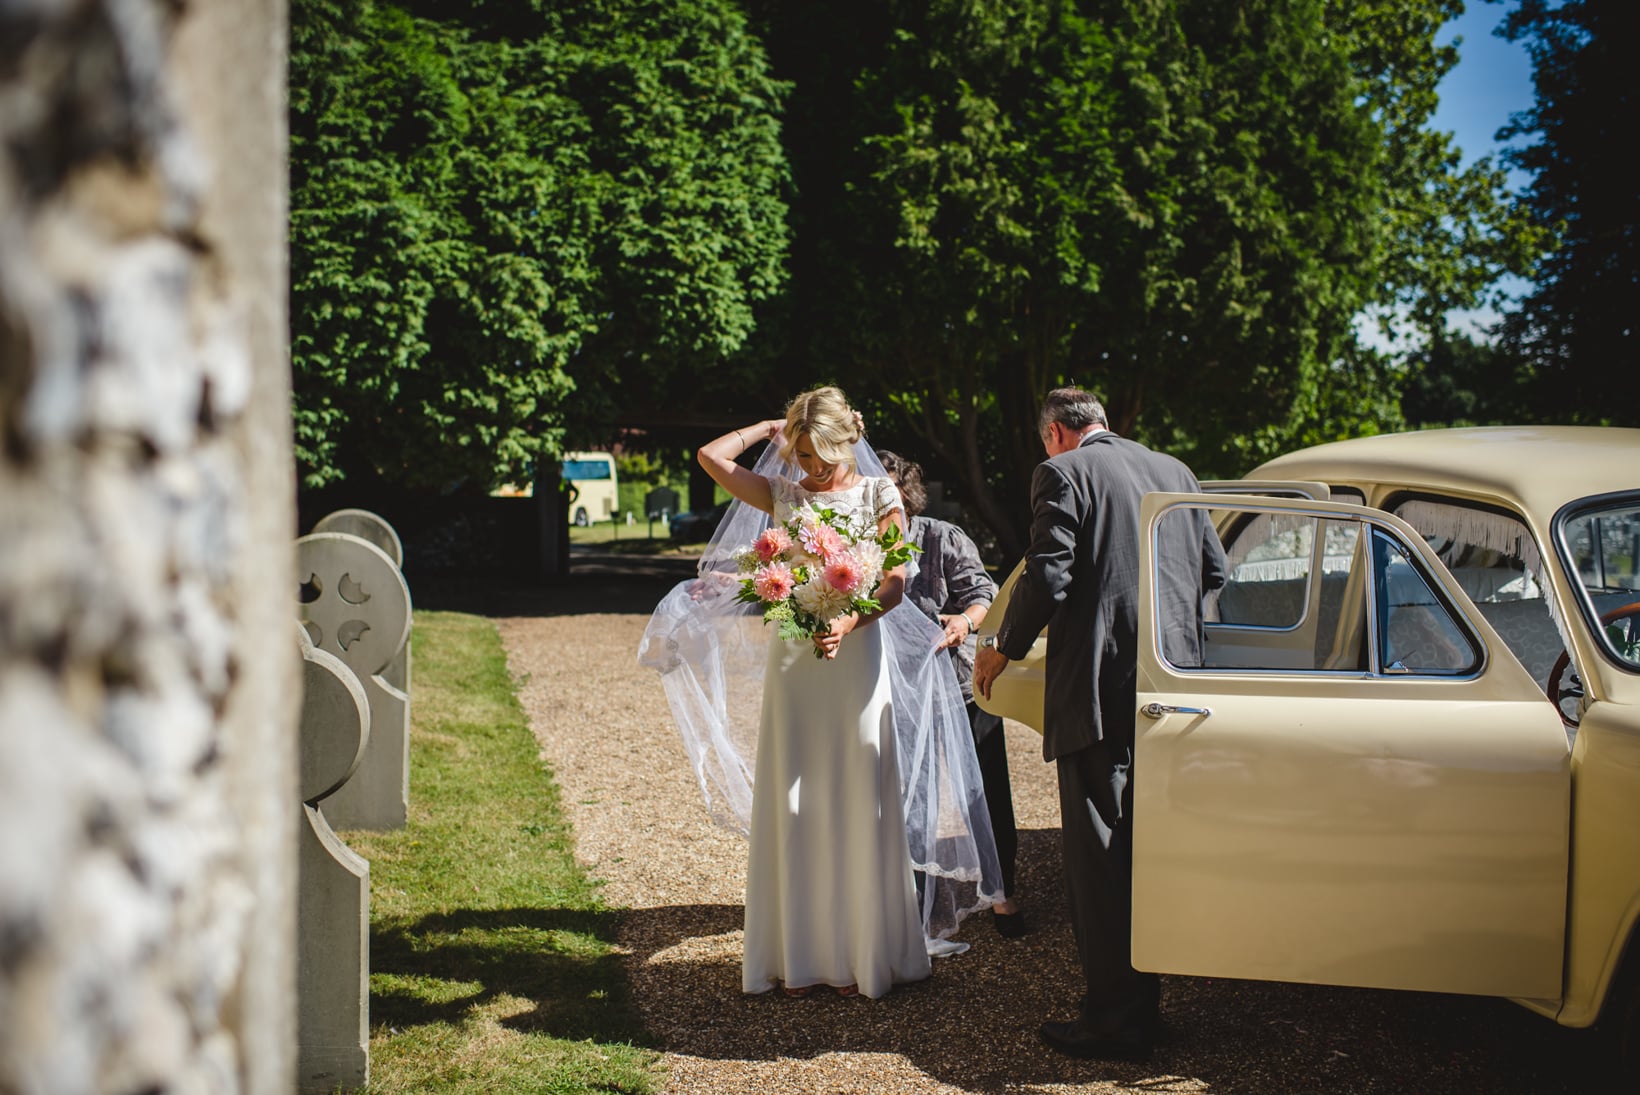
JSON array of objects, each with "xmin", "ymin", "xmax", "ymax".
[{"xmin": 563, "ymin": 451, "xmax": 618, "ymax": 526}]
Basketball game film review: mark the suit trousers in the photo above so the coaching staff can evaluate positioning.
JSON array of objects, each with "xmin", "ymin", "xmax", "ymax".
[{"xmin": 1056, "ymin": 738, "xmax": 1159, "ymax": 1028}]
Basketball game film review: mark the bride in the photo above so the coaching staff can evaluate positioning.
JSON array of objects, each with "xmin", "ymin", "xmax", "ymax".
[{"xmin": 639, "ymin": 386, "xmax": 1001, "ymax": 999}]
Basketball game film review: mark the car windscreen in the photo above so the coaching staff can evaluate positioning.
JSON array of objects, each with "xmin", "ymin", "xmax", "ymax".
[{"xmin": 1557, "ymin": 495, "xmax": 1640, "ymax": 672}]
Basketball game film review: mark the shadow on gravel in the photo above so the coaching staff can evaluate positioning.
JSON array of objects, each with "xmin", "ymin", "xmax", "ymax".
[{"xmin": 614, "ymin": 825, "xmax": 1619, "ymax": 1094}]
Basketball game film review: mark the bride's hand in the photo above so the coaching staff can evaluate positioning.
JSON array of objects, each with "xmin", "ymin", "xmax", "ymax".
[
  {"xmin": 813, "ymin": 614, "xmax": 857, "ymax": 659},
  {"xmin": 760, "ymin": 418, "xmax": 786, "ymax": 442},
  {"xmin": 686, "ymin": 571, "xmax": 735, "ymax": 602}
]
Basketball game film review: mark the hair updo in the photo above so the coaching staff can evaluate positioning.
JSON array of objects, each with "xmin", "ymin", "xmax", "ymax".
[{"xmin": 779, "ymin": 386, "xmax": 863, "ymax": 470}]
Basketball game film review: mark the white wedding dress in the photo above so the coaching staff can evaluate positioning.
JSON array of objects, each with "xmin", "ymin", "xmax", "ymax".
[{"xmin": 741, "ymin": 476, "xmax": 932, "ymax": 997}]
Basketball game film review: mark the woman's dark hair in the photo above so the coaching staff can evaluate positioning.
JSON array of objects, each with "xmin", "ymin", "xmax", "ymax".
[{"xmin": 876, "ymin": 450, "xmax": 927, "ymax": 518}]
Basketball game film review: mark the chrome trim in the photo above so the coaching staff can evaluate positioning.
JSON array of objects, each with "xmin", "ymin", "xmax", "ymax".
[{"xmin": 1142, "ymin": 702, "xmax": 1212, "ymax": 719}]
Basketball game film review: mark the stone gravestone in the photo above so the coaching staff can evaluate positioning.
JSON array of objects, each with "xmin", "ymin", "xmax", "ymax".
[
  {"xmin": 644, "ymin": 486, "xmax": 679, "ymax": 519},
  {"xmin": 312, "ymin": 509, "xmax": 411, "ymax": 697},
  {"xmin": 297, "ymin": 532, "xmax": 413, "ymax": 830},
  {"xmin": 296, "ymin": 627, "xmax": 371, "ymax": 1093},
  {"xmin": 312, "ymin": 508, "xmax": 403, "ymax": 567},
  {"xmin": 644, "ymin": 486, "xmax": 680, "ymax": 537}
]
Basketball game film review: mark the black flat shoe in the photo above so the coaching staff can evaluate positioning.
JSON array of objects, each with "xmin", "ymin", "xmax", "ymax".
[
  {"xmin": 993, "ymin": 910, "xmax": 1029, "ymax": 938},
  {"xmin": 1038, "ymin": 1018, "xmax": 1152, "ymax": 1061}
]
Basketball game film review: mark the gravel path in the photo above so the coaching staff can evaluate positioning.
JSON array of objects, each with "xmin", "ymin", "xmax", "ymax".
[{"xmin": 437, "ymin": 549, "xmax": 1619, "ymax": 1094}]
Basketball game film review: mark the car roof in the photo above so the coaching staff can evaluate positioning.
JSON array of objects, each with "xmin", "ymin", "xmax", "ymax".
[{"xmin": 1248, "ymin": 425, "xmax": 1640, "ymax": 518}]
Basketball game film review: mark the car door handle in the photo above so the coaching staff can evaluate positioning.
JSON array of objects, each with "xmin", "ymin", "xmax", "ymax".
[{"xmin": 1142, "ymin": 702, "xmax": 1212, "ymax": 719}]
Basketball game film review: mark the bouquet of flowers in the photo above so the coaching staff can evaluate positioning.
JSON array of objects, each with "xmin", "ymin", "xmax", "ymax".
[{"xmin": 734, "ymin": 503, "xmax": 918, "ymax": 656}]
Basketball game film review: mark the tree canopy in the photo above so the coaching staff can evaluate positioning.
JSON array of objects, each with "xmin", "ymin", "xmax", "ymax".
[
  {"xmin": 1498, "ymin": 0, "xmax": 1638, "ymax": 422},
  {"xmin": 290, "ymin": 0, "xmax": 1554, "ymax": 564},
  {"xmin": 289, "ymin": 0, "xmax": 790, "ymax": 490},
  {"xmin": 748, "ymin": 0, "xmax": 1536, "ymax": 559}
]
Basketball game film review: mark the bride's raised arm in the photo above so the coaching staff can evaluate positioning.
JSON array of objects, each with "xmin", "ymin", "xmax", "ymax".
[{"xmin": 697, "ymin": 419, "xmax": 785, "ymax": 514}]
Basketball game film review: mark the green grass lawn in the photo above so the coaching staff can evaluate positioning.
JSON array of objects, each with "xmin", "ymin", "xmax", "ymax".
[
  {"xmin": 341, "ymin": 612, "xmax": 660, "ymax": 1094},
  {"xmin": 567, "ymin": 520, "xmax": 678, "ymax": 549},
  {"xmin": 566, "ymin": 511, "xmax": 720, "ymax": 556}
]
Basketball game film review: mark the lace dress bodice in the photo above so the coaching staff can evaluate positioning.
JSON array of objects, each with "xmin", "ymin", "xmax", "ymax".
[{"xmin": 768, "ymin": 475, "xmax": 904, "ymax": 535}]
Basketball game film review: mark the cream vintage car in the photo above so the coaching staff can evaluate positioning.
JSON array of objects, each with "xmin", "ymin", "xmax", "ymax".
[{"xmin": 977, "ymin": 425, "xmax": 1640, "ymax": 1071}]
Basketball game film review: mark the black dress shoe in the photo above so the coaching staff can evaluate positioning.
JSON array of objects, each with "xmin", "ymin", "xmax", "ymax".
[
  {"xmin": 994, "ymin": 910, "xmax": 1030, "ymax": 938},
  {"xmin": 1038, "ymin": 1018, "xmax": 1152, "ymax": 1061}
]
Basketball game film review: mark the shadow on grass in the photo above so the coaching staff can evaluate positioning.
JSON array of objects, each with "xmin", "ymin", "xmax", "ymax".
[{"xmin": 371, "ymin": 905, "xmax": 652, "ymax": 1046}]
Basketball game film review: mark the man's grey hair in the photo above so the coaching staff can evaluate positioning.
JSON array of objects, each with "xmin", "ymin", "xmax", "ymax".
[{"xmin": 1039, "ymin": 387, "xmax": 1108, "ymax": 434}]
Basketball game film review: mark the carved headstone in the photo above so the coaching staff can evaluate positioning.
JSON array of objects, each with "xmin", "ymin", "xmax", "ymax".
[
  {"xmin": 312, "ymin": 510, "xmax": 411, "ymax": 695},
  {"xmin": 296, "ymin": 627, "xmax": 370, "ymax": 1093},
  {"xmin": 311, "ymin": 509, "xmax": 403, "ymax": 567},
  {"xmin": 297, "ymin": 532, "xmax": 412, "ymax": 830}
]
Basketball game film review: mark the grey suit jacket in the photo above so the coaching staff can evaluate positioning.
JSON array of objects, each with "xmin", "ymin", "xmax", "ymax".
[{"xmin": 996, "ymin": 431, "xmax": 1227, "ymax": 762}]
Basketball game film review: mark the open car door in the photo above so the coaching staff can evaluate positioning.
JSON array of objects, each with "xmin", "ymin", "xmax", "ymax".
[
  {"xmin": 1133, "ymin": 492, "xmax": 1571, "ymax": 1000},
  {"xmin": 974, "ymin": 481, "xmax": 1332, "ymax": 733}
]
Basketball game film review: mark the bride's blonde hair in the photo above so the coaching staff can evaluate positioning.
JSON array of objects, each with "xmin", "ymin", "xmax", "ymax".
[{"xmin": 779, "ymin": 386, "xmax": 864, "ymax": 470}]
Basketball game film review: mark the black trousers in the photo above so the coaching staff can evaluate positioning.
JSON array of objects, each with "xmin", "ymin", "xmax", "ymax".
[
  {"xmin": 968, "ymin": 702, "xmax": 1018, "ymax": 898},
  {"xmin": 1055, "ymin": 738, "xmax": 1159, "ymax": 1027}
]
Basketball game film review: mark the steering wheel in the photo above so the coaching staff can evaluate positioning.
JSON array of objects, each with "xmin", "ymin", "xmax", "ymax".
[{"xmin": 1546, "ymin": 600, "xmax": 1640, "ymax": 728}]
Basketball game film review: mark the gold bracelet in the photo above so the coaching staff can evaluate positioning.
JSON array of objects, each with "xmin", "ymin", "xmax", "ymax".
[{"xmin": 735, "ymin": 428, "xmax": 746, "ymax": 448}]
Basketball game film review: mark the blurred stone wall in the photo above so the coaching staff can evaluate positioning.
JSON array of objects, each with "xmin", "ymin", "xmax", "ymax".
[{"xmin": 0, "ymin": 1, "xmax": 296, "ymax": 1093}]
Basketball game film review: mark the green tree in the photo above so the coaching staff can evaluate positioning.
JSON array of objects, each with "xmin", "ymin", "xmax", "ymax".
[
  {"xmin": 1498, "ymin": 0, "xmax": 1638, "ymax": 421},
  {"xmin": 750, "ymin": 0, "xmax": 1533, "ymax": 560},
  {"xmin": 1399, "ymin": 329, "xmax": 1529, "ymax": 427},
  {"xmin": 289, "ymin": 0, "xmax": 790, "ymax": 491}
]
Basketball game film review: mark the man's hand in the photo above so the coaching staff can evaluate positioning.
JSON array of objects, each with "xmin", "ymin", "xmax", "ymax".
[{"xmin": 973, "ymin": 644, "xmax": 1010, "ymax": 700}]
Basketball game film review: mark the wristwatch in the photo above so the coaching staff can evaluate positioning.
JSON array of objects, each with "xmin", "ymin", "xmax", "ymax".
[{"xmin": 979, "ymin": 635, "xmax": 998, "ymax": 651}]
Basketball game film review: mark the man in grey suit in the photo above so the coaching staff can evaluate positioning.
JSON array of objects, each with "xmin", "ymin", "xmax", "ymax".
[{"xmin": 974, "ymin": 387, "xmax": 1226, "ymax": 1060}]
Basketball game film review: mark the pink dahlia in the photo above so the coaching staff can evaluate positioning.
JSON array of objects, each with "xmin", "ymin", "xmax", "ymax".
[
  {"xmin": 802, "ymin": 523, "xmax": 847, "ymax": 561},
  {"xmin": 753, "ymin": 526, "xmax": 793, "ymax": 563},
  {"xmin": 821, "ymin": 553, "xmax": 865, "ymax": 596},
  {"xmin": 752, "ymin": 563, "xmax": 796, "ymax": 603}
]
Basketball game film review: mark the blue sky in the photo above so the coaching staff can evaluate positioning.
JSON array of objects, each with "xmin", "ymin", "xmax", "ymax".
[
  {"xmin": 1433, "ymin": 1, "xmax": 1535, "ymax": 178},
  {"xmin": 1411, "ymin": 1, "xmax": 1538, "ymax": 341}
]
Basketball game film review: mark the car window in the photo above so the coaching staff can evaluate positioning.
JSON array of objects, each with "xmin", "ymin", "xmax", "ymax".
[
  {"xmin": 1391, "ymin": 497, "xmax": 1563, "ymax": 687},
  {"xmin": 1172, "ymin": 502, "xmax": 1477, "ymax": 677},
  {"xmin": 1329, "ymin": 486, "xmax": 1365, "ymax": 506},
  {"xmin": 1392, "ymin": 499, "xmax": 1542, "ymax": 603},
  {"xmin": 1560, "ymin": 500, "xmax": 1640, "ymax": 670},
  {"xmin": 1209, "ymin": 511, "xmax": 1357, "ymax": 630},
  {"xmin": 1373, "ymin": 529, "xmax": 1481, "ymax": 674}
]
